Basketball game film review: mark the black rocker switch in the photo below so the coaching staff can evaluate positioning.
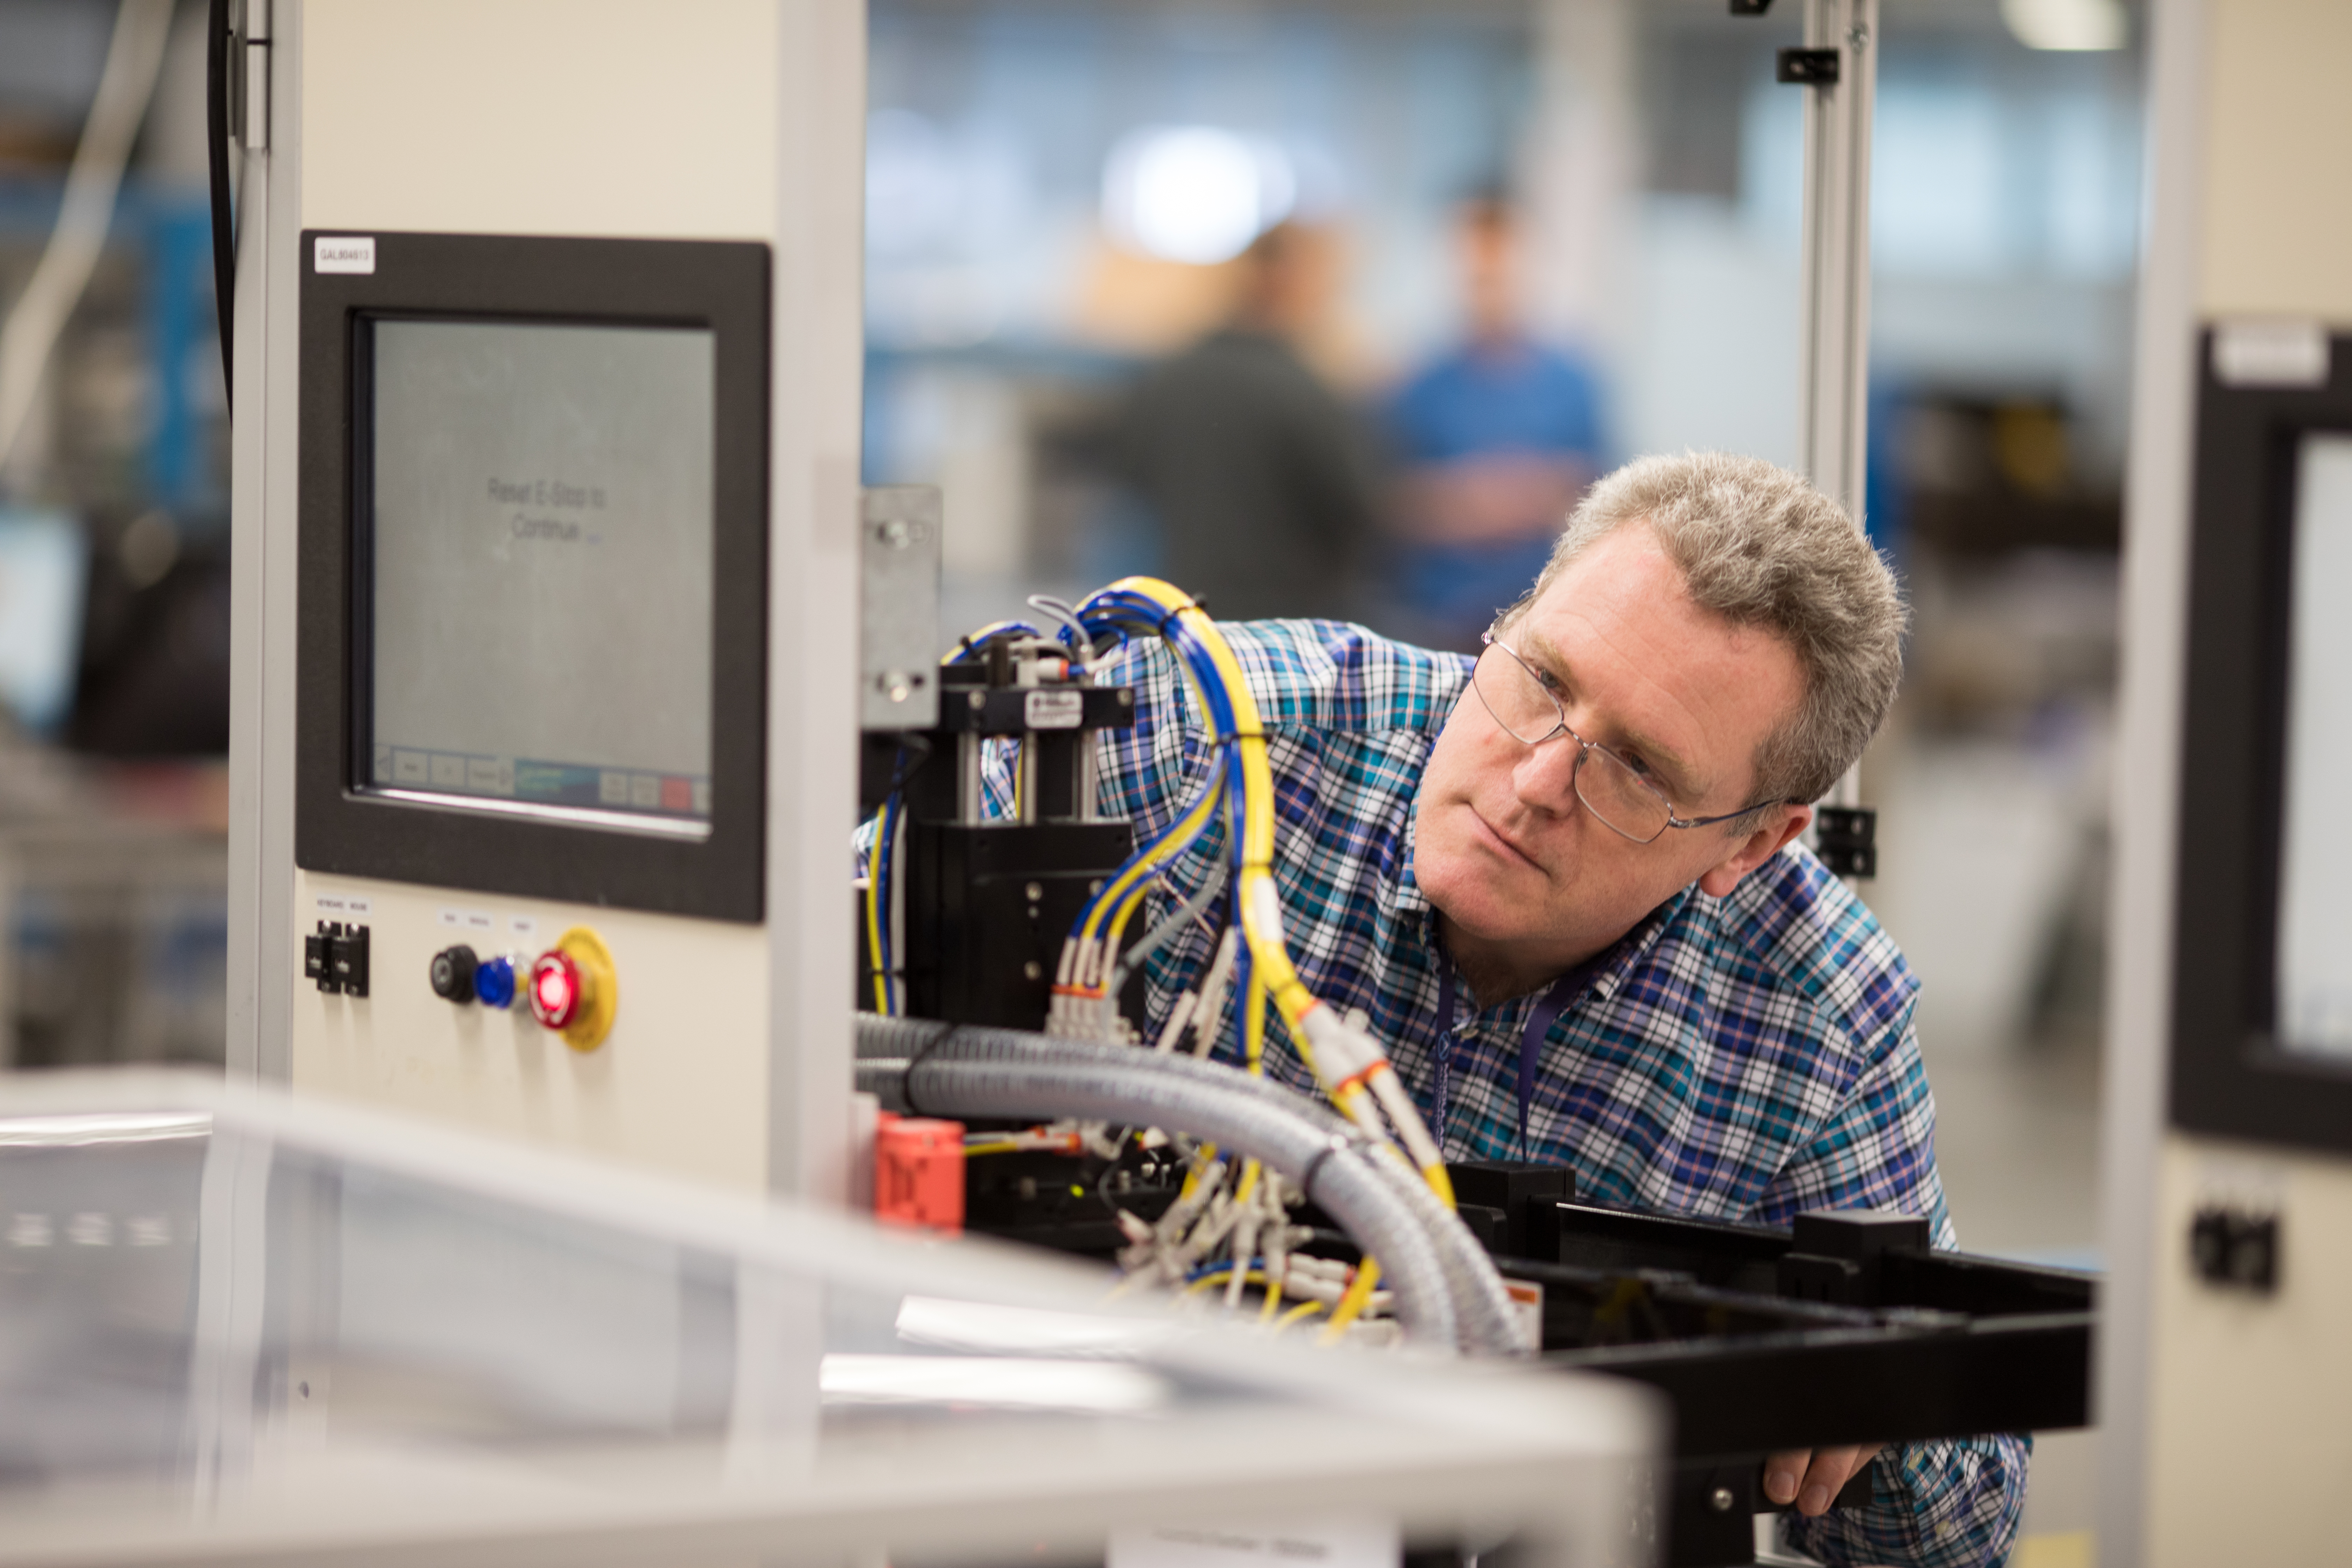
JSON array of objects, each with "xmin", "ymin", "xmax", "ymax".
[
  {"xmin": 309, "ymin": 920, "xmax": 371, "ymax": 998},
  {"xmin": 429, "ymin": 944, "xmax": 478, "ymax": 1003},
  {"xmin": 332, "ymin": 923, "xmax": 371, "ymax": 997},
  {"xmin": 2190, "ymin": 1205, "xmax": 2278, "ymax": 1294}
]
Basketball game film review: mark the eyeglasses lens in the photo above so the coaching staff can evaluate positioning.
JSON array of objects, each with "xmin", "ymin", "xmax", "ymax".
[
  {"xmin": 1472, "ymin": 646, "xmax": 1560, "ymax": 743},
  {"xmin": 1474, "ymin": 646, "xmax": 1672, "ymax": 843},
  {"xmin": 1575, "ymin": 749, "xmax": 1671, "ymax": 842}
]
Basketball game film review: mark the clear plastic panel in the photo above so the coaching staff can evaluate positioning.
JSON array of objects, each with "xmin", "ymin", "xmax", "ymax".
[{"xmin": 0, "ymin": 1075, "xmax": 1654, "ymax": 1568}]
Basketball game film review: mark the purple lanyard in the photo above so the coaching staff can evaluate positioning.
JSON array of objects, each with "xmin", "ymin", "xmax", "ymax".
[{"xmin": 1431, "ymin": 958, "xmax": 1587, "ymax": 1158}]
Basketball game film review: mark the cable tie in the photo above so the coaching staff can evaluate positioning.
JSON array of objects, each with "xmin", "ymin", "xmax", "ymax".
[
  {"xmin": 1297, "ymin": 1133, "xmax": 1363, "ymax": 1208},
  {"xmin": 1154, "ymin": 596, "xmax": 1207, "ymax": 637},
  {"xmin": 899, "ymin": 1021, "xmax": 970, "ymax": 1119}
]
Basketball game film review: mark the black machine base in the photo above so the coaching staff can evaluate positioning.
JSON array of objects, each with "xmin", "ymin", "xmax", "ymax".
[{"xmin": 958, "ymin": 1153, "xmax": 2093, "ymax": 1568}]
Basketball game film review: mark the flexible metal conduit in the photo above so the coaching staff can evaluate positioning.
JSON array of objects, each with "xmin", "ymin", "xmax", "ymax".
[{"xmin": 855, "ymin": 1015, "xmax": 1521, "ymax": 1357}]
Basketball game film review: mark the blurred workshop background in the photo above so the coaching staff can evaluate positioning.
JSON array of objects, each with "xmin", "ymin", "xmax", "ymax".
[{"xmin": 0, "ymin": 0, "xmax": 2130, "ymax": 1536}]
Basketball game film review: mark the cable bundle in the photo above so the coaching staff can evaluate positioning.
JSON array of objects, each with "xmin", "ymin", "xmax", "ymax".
[
  {"xmin": 1050, "ymin": 580, "xmax": 1454, "ymax": 1202},
  {"xmin": 865, "ymin": 580, "xmax": 1486, "ymax": 1344}
]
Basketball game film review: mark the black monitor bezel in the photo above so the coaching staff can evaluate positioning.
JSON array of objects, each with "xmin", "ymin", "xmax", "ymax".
[
  {"xmin": 2170, "ymin": 326, "xmax": 2352, "ymax": 1151},
  {"xmin": 297, "ymin": 230, "xmax": 768, "ymax": 923}
]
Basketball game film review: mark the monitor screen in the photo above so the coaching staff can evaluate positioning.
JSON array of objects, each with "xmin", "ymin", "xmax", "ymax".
[
  {"xmin": 2276, "ymin": 430, "xmax": 2352, "ymax": 1055},
  {"xmin": 363, "ymin": 318, "xmax": 715, "ymax": 836}
]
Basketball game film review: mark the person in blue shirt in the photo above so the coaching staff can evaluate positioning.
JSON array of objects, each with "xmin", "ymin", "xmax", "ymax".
[{"xmin": 1384, "ymin": 195, "xmax": 1608, "ymax": 651}]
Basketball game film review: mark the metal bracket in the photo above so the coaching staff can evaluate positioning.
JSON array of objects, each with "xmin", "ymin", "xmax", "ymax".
[
  {"xmin": 1814, "ymin": 805, "xmax": 1877, "ymax": 879},
  {"xmin": 860, "ymin": 486, "xmax": 943, "ymax": 730},
  {"xmin": 1777, "ymin": 47, "xmax": 1842, "ymax": 84}
]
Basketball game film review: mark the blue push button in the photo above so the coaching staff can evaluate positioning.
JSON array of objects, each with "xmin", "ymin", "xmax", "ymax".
[{"xmin": 474, "ymin": 954, "xmax": 518, "ymax": 1009}]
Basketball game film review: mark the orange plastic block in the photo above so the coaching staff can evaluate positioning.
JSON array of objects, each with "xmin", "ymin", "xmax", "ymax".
[{"xmin": 875, "ymin": 1113, "xmax": 966, "ymax": 1233}]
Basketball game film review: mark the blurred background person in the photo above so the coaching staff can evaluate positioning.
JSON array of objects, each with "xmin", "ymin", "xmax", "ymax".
[
  {"xmin": 1379, "ymin": 192, "xmax": 1605, "ymax": 652},
  {"xmin": 1111, "ymin": 222, "xmax": 1381, "ymax": 624}
]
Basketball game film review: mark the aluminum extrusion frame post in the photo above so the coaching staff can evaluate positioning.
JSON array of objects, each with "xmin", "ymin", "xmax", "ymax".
[{"xmin": 1797, "ymin": 0, "xmax": 1877, "ymax": 814}]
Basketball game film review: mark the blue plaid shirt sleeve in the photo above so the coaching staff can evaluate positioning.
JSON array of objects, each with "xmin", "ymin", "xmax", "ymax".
[
  {"xmin": 1765, "ymin": 1008, "xmax": 2032, "ymax": 1568},
  {"xmin": 1783, "ymin": 1434, "xmax": 2032, "ymax": 1568}
]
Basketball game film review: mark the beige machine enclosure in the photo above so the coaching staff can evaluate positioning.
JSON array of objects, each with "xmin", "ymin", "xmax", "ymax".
[
  {"xmin": 226, "ymin": 0, "xmax": 864, "ymax": 1200},
  {"xmin": 2103, "ymin": 2, "xmax": 2352, "ymax": 1563}
]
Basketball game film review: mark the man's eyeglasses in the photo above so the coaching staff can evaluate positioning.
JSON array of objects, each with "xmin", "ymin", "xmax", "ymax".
[{"xmin": 1469, "ymin": 632, "xmax": 1791, "ymax": 844}]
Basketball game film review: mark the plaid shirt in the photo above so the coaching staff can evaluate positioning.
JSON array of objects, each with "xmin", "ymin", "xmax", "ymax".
[{"xmin": 992, "ymin": 618, "xmax": 2025, "ymax": 1568}]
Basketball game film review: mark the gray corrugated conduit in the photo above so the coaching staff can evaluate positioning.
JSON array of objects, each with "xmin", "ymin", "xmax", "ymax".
[{"xmin": 855, "ymin": 1014, "xmax": 1522, "ymax": 1357}]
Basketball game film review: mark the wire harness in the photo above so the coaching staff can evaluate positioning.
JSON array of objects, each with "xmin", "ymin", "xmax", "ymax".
[
  {"xmin": 864, "ymin": 580, "xmax": 1525, "ymax": 1349},
  {"xmin": 1048, "ymin": 580, "xmax": 1456, "ymax": 1210}
]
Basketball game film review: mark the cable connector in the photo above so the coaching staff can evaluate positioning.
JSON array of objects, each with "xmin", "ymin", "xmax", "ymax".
[{"xmin": 1300, "ymin": 1004, "xmax": 1386, "ymax": 1092}]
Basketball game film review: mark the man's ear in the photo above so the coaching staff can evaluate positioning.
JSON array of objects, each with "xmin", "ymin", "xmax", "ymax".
[{"xmin": 1697, "ymin": 804, "xmax": 1814, "ymax": 898}]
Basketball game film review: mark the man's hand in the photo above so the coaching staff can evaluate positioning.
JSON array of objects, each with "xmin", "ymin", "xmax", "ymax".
[{"xmin": 1764, "ymin": 1445, "xmax": 1881, "ymax": 1517}]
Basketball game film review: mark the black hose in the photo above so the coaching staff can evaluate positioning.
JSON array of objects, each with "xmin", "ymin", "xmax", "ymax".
[{"xmin": 205, "ymin": 0, "xmax": 234, "ymax": 412}]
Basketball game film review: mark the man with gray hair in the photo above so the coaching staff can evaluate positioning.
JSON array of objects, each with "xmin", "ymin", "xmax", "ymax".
[{"xmin": 1034, "ymin": 451, "xmax": 2020, "ymax": 1566}]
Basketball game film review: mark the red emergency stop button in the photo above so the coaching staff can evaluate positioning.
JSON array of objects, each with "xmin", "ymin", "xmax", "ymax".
[
  {"xmin": 529, "ymin": 948, "xmax": 583, "ymax": 1030},
  {"xmin": 526, "ymin": 926, "xmax": 617, "ymax": 1051}
]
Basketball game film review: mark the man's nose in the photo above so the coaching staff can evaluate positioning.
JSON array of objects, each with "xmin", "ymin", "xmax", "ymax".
[{"xmin": 1509, "ymin": 734, "xmax": 1581, "ymax": 815}]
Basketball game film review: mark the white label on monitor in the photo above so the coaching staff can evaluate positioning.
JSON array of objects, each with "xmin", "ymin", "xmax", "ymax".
[
  {"xmin": 2215, "ymin": 318, "xmax": 2329, "ymax": 387},
  {"xmin": 510, "ymin": 915, "xmax": 538, "ymax": 938},
  {"xmin": 1110, "ymin": 1520, "xmax": 1399, "ymax": 1568},
  {"xmin": 1026, "ymin": 689, "xmax": 1084, "ymax": 730},
  {"xmin": 314, "ymin": 235, "xmax": 376, "ymax": 274}
]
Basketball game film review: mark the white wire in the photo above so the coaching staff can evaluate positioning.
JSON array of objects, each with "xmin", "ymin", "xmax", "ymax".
[
  {"xmin": 1025, "ymin": 595, "xmax": 1096, "ymax": 657},
  {"xmin": 0, "ymin": 0, "xmax": 177, "ymax": 489}
]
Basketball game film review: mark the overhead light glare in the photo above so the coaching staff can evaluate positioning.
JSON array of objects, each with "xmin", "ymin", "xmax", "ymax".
[
  {"xmin": 2001, "ymin": 0, "xmax": 2127, "ymax": 51},
  {"xmin": 820, "ymin": 1354, "xmax": 1171, "ymax": 1414},
  {"xmin": 1101, "ymin": 125, "xmax": 1294, "ymax": 266}
]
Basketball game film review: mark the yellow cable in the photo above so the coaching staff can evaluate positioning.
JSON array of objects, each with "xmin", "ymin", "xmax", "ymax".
[
  {"xmin": 1176, "ymin": 1145, "xmax": 1219, "ymax": 1203},
  {"xmin": 1318, "ymin": 1259, "xmax": 1381, "ymax": 1343},
  {"xmin": 1084, "ymin": 779, "xmax": 1220, "ymax": 940},
  {"xmin": 959, "ymin": 1141, "xmax": 1026, "ymax": 1156},
  {"xmin": 1366, "ymin": 1066, "xmax": 1455, "ymax": 1207},
  {"xmin": 1182, "ymin": 1268, "xmax": 1268, "ymax": 1298},
  {"xmin": 1418, "ymin": 1161, "xmax": 1457, "ymax": 1208},
  {"xmin": 1107, "ymin": 579, "xmax": 1458, "ymax": 1213},
  {"xmin": 1111, "ymin": 580, "xmax": 1316, "ymax": 1031},
  {"xmin": 1073, "ymin": 652, "xmax": 1228, "ymax": 950},
  {"xmin": 863, "ymin": 799, "xmax": 890, "ymax": 1014},
  {"xmin": 1276, "ymin": 1298, "xmax": 1326, "ymax": 1331}
]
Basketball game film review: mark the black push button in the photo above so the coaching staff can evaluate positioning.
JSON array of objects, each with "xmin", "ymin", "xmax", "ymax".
[{"xmin": 429, "ymin": 944, "xmax": 478, "ymax": 1003}]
